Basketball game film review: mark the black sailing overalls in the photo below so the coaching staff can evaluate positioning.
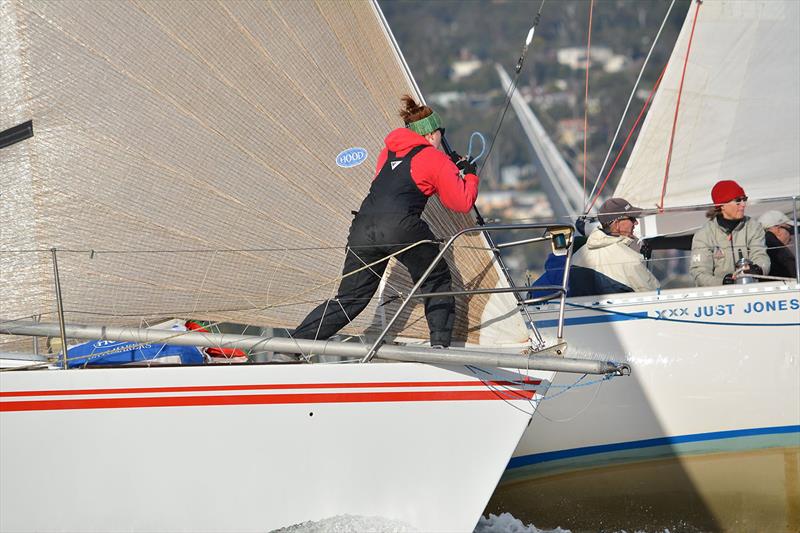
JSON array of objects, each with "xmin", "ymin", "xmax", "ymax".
[{"xmin": 293, "ymin": 145, "xmax": 455, "ymax": 346}]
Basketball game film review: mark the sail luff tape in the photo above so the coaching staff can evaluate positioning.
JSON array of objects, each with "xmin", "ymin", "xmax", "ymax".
[
  {"xmin": 406, "ymin": 112, "xmax": 442, "ymax": 136},
  {"xmin": 0, "ymin": 120, "xmax": 34, "ymax": 150}
]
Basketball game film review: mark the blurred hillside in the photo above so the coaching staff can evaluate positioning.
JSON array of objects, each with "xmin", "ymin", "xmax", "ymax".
[{"xmin": 380, "ymin": 0, "xmax": 690, "ymax": 277}]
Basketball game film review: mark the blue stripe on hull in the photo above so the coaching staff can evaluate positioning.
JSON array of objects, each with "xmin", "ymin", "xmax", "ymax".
[
  {"xmin": 536, "ymin": 311, "xmax": 800, "ymax": 329},
  {"xmin": 535, "ymin": 311, "xmax": 647, "ymax": 328},
  {"xmin": 507, "ymin": 425, "xmax": 800, "ymax": 471}
]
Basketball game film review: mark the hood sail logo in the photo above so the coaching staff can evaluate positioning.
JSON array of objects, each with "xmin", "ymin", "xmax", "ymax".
[
  {"xmin": 336, "ymin": 147, "xmax": 368, "ymax": 168},
  {"xmin": 390, "ymin": 160, "xmax": 402, "ymax": 170}
]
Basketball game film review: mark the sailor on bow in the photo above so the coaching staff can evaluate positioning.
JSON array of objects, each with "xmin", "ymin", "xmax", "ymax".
[{"xmin": 293, "ymin": 95, "xmax": 480, "ymax": 348}]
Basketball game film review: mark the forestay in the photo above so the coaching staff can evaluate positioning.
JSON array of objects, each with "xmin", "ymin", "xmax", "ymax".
[
  {"xmin": 0, "ymin": 0, "xmax": 529, "ymax": 352},
  {"xmin": 614, "ymin": 0, "xmax": 800, "ymax": 212}
]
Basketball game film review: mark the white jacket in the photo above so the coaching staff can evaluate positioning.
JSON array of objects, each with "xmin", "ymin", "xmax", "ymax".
[{"xmin": 572, "ymin": 228, "xmax": 660, "ymax": 292}]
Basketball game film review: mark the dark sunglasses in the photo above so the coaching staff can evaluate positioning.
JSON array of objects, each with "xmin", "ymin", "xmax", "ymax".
[{"xmin": 732, "ymin": 196, "xmax": 748, "ymax": 204}]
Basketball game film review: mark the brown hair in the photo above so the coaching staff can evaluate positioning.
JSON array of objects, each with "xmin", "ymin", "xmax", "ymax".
[
  {"xmin": 706, "ymin": 206, "xmax": 721, "ymax": 219},
  {"xmin": 399, "ymin": 94, "xmax": 433, "ymax": 125}
]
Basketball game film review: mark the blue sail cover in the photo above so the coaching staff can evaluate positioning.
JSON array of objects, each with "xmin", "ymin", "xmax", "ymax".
[{"xmin": 63, "ymin": 339, "xmax": 204, "ymax": 368}]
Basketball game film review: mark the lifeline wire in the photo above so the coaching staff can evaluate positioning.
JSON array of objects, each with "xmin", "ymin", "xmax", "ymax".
[
  {"xmin": 478, "ymin": 0, "xmax": 546, "ymax": 176},
  {"xmin": 8, "ymin": 238, "xmax": 443, "ymax": 363}
]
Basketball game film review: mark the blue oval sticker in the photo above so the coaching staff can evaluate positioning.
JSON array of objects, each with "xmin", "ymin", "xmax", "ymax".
[{"xmin": 336, "ymin": 147, "xmax": 368, "ymax": 168}]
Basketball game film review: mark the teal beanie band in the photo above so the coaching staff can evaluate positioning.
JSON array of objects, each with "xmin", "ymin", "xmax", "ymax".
[{"xmin": 406, "ymin": 111, "xmax": 443, "ymax": 136}]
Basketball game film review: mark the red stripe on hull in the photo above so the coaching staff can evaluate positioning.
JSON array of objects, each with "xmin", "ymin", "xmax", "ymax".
[
  {"xmin": 1, "ymin": 388, "xmax": 536, "ymax": 412},
  {"xmin": 0, "ymin": 379, "xmax": 541, "ymax": 398}
]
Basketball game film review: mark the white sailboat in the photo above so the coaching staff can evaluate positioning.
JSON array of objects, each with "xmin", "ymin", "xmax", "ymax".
[
  {"xmin": 501, "ymin": 1, "xmax": 800, "ymax": 530},
  {"xmin": 0, "ymin": 1, "xmax": 622, "ymax": 531}
]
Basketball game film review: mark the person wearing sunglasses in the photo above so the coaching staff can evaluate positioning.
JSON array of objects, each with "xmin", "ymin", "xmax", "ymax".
[
  {"xmin": 569, "ymin": 197, "xmax": 660, "ymax": 296},
  {"xmin": 690, "ymin": 179, "xmax": 769, "ymax": 286}
]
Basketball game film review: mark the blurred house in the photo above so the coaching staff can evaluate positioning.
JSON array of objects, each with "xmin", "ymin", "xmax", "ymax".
[
  {"xmin": 475, "ymin": 191, "xmax": 553, "ymax": 221},
  {"xmin": 528, "ymin": 85, "xmax": 576, "ymax": 110},
  {"xmin": 557, "ymin": 46, "xmax": 627, "ymax": 73},
  {"xmin": 556, "ymin": 118, "xmax": 585, "ymax": 147},
  {"xmin": 429, "ymin": 91, "xmax": 464, "ymax": 108},
  {"xmin": 500, "ymin": 164, "xmax": 535, "ymax": 188},
  {"xmin": 450, "ymin": 58, "xmax": 483, "ymax": 81}
]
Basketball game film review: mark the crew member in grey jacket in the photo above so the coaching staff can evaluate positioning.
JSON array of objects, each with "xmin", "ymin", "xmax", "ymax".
[{"xmin": 690, "ymin": 180, "xmax": 769, "ymax": 286}]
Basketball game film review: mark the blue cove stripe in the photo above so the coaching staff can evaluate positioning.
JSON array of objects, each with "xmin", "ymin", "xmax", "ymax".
[
  {"xmin": 508, "ymin": 425, "xmax": 800, "ymax": 469},
  {"xmin": 536, "ymin": 308, "xmax": 800, "ymax": 328},
  {"xmin": 536, "ymin": 311, "xmax": 647, "ymax": 328}
]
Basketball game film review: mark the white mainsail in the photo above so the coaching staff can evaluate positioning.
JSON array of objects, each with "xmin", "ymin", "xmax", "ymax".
[
  {"xmin": 614, "ymin": 0, "xmax": 800, "ymax": 211},
  {"xmin": 0, "ymin": 0, "xmax": 528, "ymax": 349}
]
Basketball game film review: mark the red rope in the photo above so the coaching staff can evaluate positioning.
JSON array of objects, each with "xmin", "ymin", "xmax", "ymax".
[
  {"xmin": 582, "ymin": 0, "xmax": 595, "ymax": 209},
  {"xmin": 586, "ymin": 61, "xmax": 669, "ymax": 213},
  {"xmin": 659, "ymin": 0, "xmax": 702, "ymax": 211}
]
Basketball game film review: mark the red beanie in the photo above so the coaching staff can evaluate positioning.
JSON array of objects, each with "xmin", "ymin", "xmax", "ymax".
[{"xmin": 711, "ymin": 180, "xmax": 745, "ymax": 205}]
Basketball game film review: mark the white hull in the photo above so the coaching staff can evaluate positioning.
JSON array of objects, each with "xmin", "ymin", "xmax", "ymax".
[
  {"xmin": 1, "ymin": 362, "xmax": 548, "ymax": 532},
  {"xmin": 504, "ymin": 281, "xmax": 800, "ymax": 527}
]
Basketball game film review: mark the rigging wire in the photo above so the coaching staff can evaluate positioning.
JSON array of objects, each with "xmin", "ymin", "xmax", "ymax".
[
  {"xmin": 456, "ymin": 1, "xmax": 549, "ymax": 336},
  {"xmin": 534, "ymin": 373, "xmax": 609, "ymax": 423},
  {"xmin": 584, "ymin": 0, "xmax": 678, "ymax": 212},
  {"xmin": 585, "ymin": 61, "xmax": 668, "ymax": 212},
  {"xmin": 581, "ymin": 0, "xmax": 595, "ymax": 210},
  {"xmin": 659, "ymin": 0, "xmax": 702, "ymax": 211},
  {"xmin": 465, "ymin": 365, "xmax": 542, "ymax": 417},
  {"xmin": 477, "ymin": 0, "xmax": 547, "ymax": 175}
]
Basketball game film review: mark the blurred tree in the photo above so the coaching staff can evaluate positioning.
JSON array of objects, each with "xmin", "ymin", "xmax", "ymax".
[{"xmin": 380, "ymin": 0, "xmax": 690, "ymax": 278}]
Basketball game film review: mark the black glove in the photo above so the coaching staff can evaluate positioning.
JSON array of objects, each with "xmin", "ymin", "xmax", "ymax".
[
  {"xmin": 575, "ymin": 216, "xmax": 589, "ymax": 237},
  {"xmin": 746, "ymin": 264, "xmax": 763, "ymax": 276},
  {"xmin": 722, "ymin": 273, "xmax": 735, "ymax": 285},
  {"xmin": 449, "ymin": 151, "xmax": 463, "ymax": 165},
  {"xmin": 457, "ymin": 157, "xmax": 477, "ymax": 176},
  {"xmin": 639, "ymin": 240, "xmax": 652, "ymax": 260}
]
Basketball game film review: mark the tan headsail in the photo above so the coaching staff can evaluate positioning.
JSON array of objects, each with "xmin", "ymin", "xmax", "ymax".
[
  {"xmin": 1, "ymin": 0, "xmax": 529, "ymax": 351},
  {"xmin": 614, "ymin": 0, "xmax": 800, "ymax": 212}
]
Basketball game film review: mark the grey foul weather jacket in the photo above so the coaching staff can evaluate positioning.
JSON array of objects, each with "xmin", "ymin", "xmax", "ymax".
[{"xmin": 690, "ymin": 216, "xmax": 770, "ymax": 286}]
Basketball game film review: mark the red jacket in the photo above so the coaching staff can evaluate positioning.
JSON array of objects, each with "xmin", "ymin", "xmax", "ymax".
[{"xmin": 374, "ymin": 128, "xmax": 479, "ymax": 213}]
